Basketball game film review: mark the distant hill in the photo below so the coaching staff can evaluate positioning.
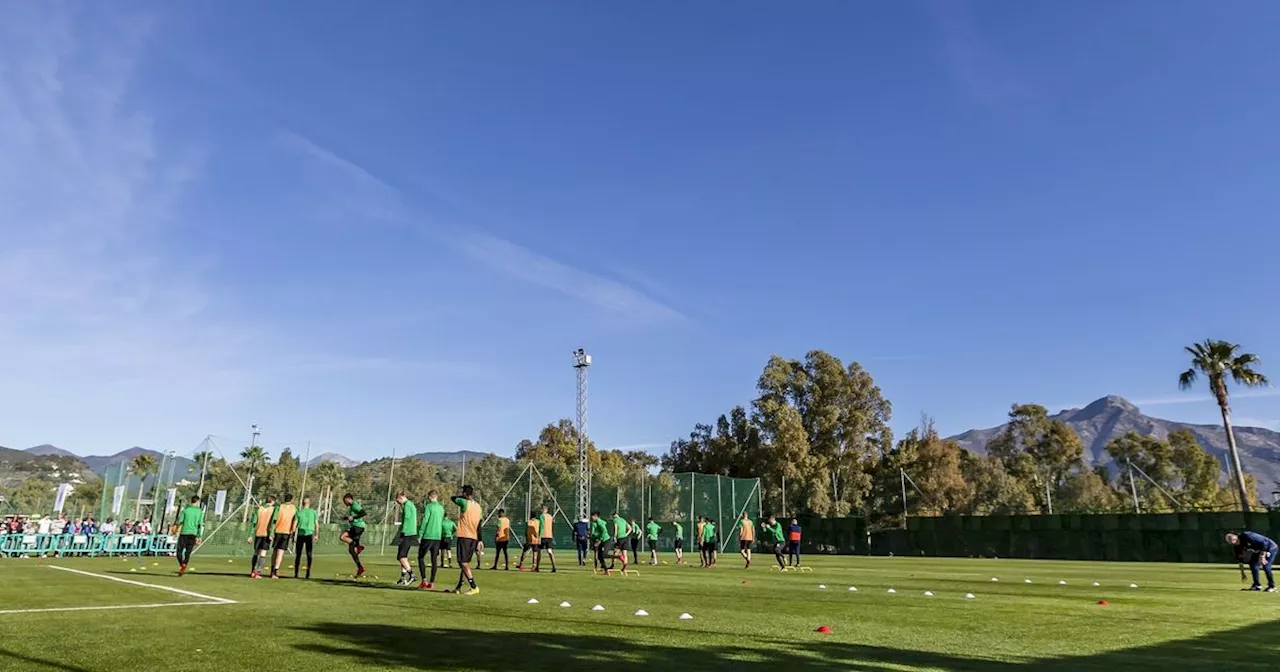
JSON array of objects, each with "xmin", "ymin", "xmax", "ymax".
[
  {"xmin": 408, "ymin": 450, "xmax": 492, "ymax": 466},
  {"xmin": 80, "ymin": 448, "xmax": 197, "ymax": 488},
  {"xmin": 949, "ymin": 395, "xmax": 1280, "ymax": 496},
  {"xmin": 307, "ymin": 452, "xmax": 360, "ymax": 468},
  {"xmin": 25, "ymin": 444, "xmax": 78, "ymax": 458},
  {"xmin": 0, "ymin": 446, "xmax": 97, "ymax": 489}
]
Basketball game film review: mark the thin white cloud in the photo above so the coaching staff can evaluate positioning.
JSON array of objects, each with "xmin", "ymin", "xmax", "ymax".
[
  {"xmin": 929, "ymin": 3, "xmax": 1032, "ymax": 112},
  {"xmin": 1133, "ymin": 389, "xmax": 1280, "ymax": 407},
  {"xmin": 0, "ymin": 6, "xmax": 252, "ymax": 397},
  {"xmin": 279, "ymin": 130, "xmax": 685, "ymax": 323}
]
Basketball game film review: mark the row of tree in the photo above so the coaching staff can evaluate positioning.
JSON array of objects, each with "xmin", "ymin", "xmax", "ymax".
[{"xmin": 662, "ymin": 349, "xmax": 1260, "ymax": 526}]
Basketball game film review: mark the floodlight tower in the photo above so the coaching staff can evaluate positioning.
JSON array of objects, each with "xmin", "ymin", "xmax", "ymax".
[{"xmin": 573, "ymin": 348, "xmax": 592, "ymax": 522}]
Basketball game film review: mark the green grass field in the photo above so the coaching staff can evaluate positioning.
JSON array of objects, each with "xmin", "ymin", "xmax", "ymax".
[{"xmin": 2, "ymin": 551, "xmax": 1279, "ymax": 671}]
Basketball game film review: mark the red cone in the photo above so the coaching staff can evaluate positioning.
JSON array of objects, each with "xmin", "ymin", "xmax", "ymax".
[
  {"xmin": 815, "ymin": 625, "xmax": 833, "ymax": 634},
  {"xmin": 1097, "ymin": 600, "xmax": 1109, "ymax": 606}
]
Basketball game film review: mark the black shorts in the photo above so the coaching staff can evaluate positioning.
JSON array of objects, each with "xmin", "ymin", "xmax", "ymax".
[
  {"xmin": 526, "ymin": 540, "xmax": 540, "ymax": 550},
  {"xmin": 630, "ymin": 538, "xmax": 640, "ymax": 551},
  {"xmin": 295, "ymin": 535, "xmax": 314, "ymax": 553},
  {"xmin": 701, "ymin": 541, "xmax": 714, "ymax": 552},
  {"xmin": 440, "ymin": 538, "xmax": 452, "ymax": 551},
  {"xmin": 674, "ymin": 538, "xmax": 683, "ymax": 550},
  {"xmin": 739, "ymin": 540, "xmax": 753, "ymax": 551},
  {"xmin": 397, "ymin": 534, "xmax": 418, "ymax": 559},
  {"xmin": 418, "ymin": 538, "xmax": 441, "ymax": 555},
  {"xmin": 772, "ymin": 541, "xmax": 785, "ymax": 554},
  {"xmin": 457, "ymin": 538, "xmax": 479, "ymax": 564},
  {"xmin": 254, "ymin": 536, "xmax": 272, "ymax": 552},
  {"xmin": 347, "ymin": 527, "xmax": 365, "ymax": 543},
  {"xmin": 600, "ymin": 540, "xmax": 614, "ymax": 555},
  {"xmin": 272, "ymin": 533, "xmax": 291, "ymax": 551},
  {"xmin": 539, "ymin": 538, "xmax": 554, "ymax": 550},
  {"xmin": 495, "ymin": 540, "xmax": 509, "ymax": 550}
]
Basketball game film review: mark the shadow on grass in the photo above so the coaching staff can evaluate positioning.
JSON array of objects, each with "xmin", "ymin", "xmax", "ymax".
[
  {"xmin": 0, "ymin": 649, "xmax": 94, "ymax": 672},
  {"xmin": 292, "ymin": 619, "xmax": 1280, "ymax": 671}
]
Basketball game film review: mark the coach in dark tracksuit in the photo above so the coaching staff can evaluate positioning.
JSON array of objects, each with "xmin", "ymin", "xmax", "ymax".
[{"xmin": 1228, "ymin": 531, "xmax": 1278, "ymax": 592}]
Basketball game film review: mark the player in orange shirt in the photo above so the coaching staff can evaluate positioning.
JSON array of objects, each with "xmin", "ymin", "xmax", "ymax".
[
  {"xmin": 451, "ymin": 485, "xmax": 482, "ymax": 595},
  {"xmin": 490, "ymin": 509, "xmax": 512, "ymax": 571},
  {"xmin": 269, "ymin": 494, "xmax": 298, "ymax": 579},
  {"xmin": 517, "ymin": 513, "xmax": 540, "ymax": 570},
  {"xmin": 247, "ymin": 495, "xmax": 277, "ymax": 579}
]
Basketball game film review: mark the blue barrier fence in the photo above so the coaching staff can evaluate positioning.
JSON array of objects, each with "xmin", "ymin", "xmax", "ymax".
[{"xmin": 0, "ymin": 533, "xmax": 178, "ymax": 557}]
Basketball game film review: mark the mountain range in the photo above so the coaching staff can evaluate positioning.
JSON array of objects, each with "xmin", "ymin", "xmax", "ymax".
[{"xmin": 948, "ymin": 395, "xmax": 1280, "ymax": 498}]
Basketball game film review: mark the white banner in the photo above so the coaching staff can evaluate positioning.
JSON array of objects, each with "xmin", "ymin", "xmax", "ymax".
[
  {"xmin": 214, "ymin": 490, "xmax": 227, "ymax": 517},
  {"xmin": 53, "ymin": 483, "xmax": 71, "ymax": 513},
  {"xmin": 111, "ymin": 486, "xmax": 125, "ymax": 514},
  {"xmin": 165, "ymin": 488, "xmax": 177, "ymax": 512}
]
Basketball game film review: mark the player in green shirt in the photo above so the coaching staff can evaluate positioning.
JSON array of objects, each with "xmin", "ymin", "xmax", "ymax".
[
  {"xmin": 761, "ymin": 514, "xmax": 787, "ymax": 569},
  {"xmin": 441, "ymin": 516, "xmax": 457, "ymax": 569},
  {"xmin": 293, "ymin": 497, "xmax": 318, "ymax": 579},
  {"xmin": 339, "ymin": 493, "xmax": 368, "ymax": 578},
  {"xmin": 588, "ymin": 511, "xmax": 612, "ymax": 571},
  {"xmin": 702, "ymin": 518, "xmax": 718, "ymax": 568},
  {"xmin": 394, "ymin": 492, "xmax": 419, "ymax": 585},
  {"xmin": 174, "ymin": 495, "xmax": 203, "ymax": 576},
  {"xmin": 645, "ymin": 518, "xmax": 661, "ymax": 565},
  {"xmin": 417, "ymin": 491, "xmax": 445, "ymax": 589},
  {"xmin": 611, "ymin": 512, "xmax": 630, "ymax": 572},
  {"xmin": 673, "ymin": 520, "xmax": 686, "ymax": 564}
]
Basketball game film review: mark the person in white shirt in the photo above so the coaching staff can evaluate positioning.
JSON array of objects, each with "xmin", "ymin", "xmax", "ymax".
[
  {"xmin": 101, "ymin": 519, "xmax": 116, "ymax": 535},
  {"xmin": 37, "ymin": 516, "xmax": 52, "ymax": 535}
]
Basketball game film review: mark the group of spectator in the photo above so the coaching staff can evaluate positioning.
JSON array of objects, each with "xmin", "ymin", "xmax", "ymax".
[{"xmin": 2, "ymin": 514, "xmax": 154, "ymax": 537}]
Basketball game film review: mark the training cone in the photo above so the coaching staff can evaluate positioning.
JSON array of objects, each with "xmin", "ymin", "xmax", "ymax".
[
  {"xmin": 887, "ymin": 588, "xmax": 896, "ymax": 594},
  {"xmin": 228, "ymin": 559, "xmax": 233, "ymax": 563},
  {"xmin": 815, "ymin": 625, "xmax": 833, "ymax": 634},
  {"xmin": 923, "ymin": 591, "xmax": 934, "ymax": 597},
  {"xmin": 1058, "ymin": 580, "xmax": 1067, "ymax": 585},
  {"xmin": 818, "ymin": 584, "xmax": 827, "ymax": 589},
  {"xmin": 634, "ymin": 609, "xmax": 649, "ymax": 617},
  {"xmin": 1097, "ymin": 600, "xmax": 1109, "ymax": 606},
  {"xmin": 742, "ymin": 580, "xmax": 749, "ymax": 585},
  {"xmin": 527, "ymin": 599, "xmax": 540, "ymax": 604},
  {"xmin": 592, "ymin": 605, "xmax": 605, "ymax": 611},
  {"xmin": 679, "ymin": 613, "xmax": 693, "ymax": 620},
  {"xmin": 965, "ymin": 593, "xmax": 975, "ymax": 599},
  {"xmin": 129, "ymin": 568, "xmax": 137, "ymax": 572},
  {"xmin": 991, "ymin": 577, "xmax": 999, "ymax": 582},
  {"xmin": 559, "ymin": 602, "xmax": 571, "ymax": 608},
  {"xmin": 848, "ymin": 586, "xmax": 857, "ymax": 592},
  {"xmin": 1129, "ymin": 583, "xmax": 1138, "ymax": 588},
  {"xmin": 1024, "ymin": 579, "xmax": 1032, "ymax": 584},
  {"xmin": 1092, "ymin": 582, "xmax": 1101, "ymax": 587}
]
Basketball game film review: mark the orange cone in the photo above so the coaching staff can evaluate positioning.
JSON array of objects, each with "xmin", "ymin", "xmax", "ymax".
[
  {"xmin": 815, "ymin": 625, "xmax": 833, "ymax": 634},
  {"xmin": 1097, "ymin": 600, "xmax": 1109, "ymax": 606}
]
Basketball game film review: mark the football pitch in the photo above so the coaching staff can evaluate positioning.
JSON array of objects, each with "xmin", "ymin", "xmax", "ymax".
[{"xmin": 2, "ymin": 554, "xmax": 1278, "ymax": 671}]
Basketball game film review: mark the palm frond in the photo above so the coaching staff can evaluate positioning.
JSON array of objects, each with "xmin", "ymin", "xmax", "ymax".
[{"xmin": 1178, "ymin": 369, "xmax": 1198, "ymax": 390}]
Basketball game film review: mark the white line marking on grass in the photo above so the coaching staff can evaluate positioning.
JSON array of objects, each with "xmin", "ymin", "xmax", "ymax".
[
  {"xmin": 0, "ymin": 602, "xmax": 230, "ymax": 616},
  {"xmin": 47, "ymin": 566, "xmax": 237, "ymax": 605}
]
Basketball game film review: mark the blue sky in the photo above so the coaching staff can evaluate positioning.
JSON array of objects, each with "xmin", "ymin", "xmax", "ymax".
[{"xmin": 3, "ymin": 2, "xmax": 1279, "ymax": 462}]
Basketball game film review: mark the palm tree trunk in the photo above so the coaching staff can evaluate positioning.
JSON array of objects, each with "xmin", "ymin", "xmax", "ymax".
[
  {"xmin": 134, "ymin": 479, "xmax": 145, "ymax": 520},
  {"xmin": 1220, "ymin": 405, "xmax": 1251, "ymax": 513}
]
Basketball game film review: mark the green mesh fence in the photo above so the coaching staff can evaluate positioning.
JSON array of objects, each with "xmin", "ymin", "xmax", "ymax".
[{"xmin": 867, "ymin": 511, "xmax": 1280, "ymax": 563}]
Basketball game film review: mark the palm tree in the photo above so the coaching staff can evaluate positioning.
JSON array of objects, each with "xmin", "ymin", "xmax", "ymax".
[
  {"xmin": 192, "ymin": 449, "xmax": 216, "ymax": 499},
  {"xmin": 1179, "ymin": 339, "xmax": 1269, "ymax": 512},
  {"xmin": 129, "ymin": 454, "xmax": 158, "ymax": 520},
  {"xmin": 239, "ymin": 445, "xmax": 269, "ymax": 522}
]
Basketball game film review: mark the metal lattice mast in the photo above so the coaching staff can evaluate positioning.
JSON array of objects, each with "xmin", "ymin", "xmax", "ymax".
[{"xmin": 573, "ymin": 348, "xmax": 592, "ymax": 522}]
